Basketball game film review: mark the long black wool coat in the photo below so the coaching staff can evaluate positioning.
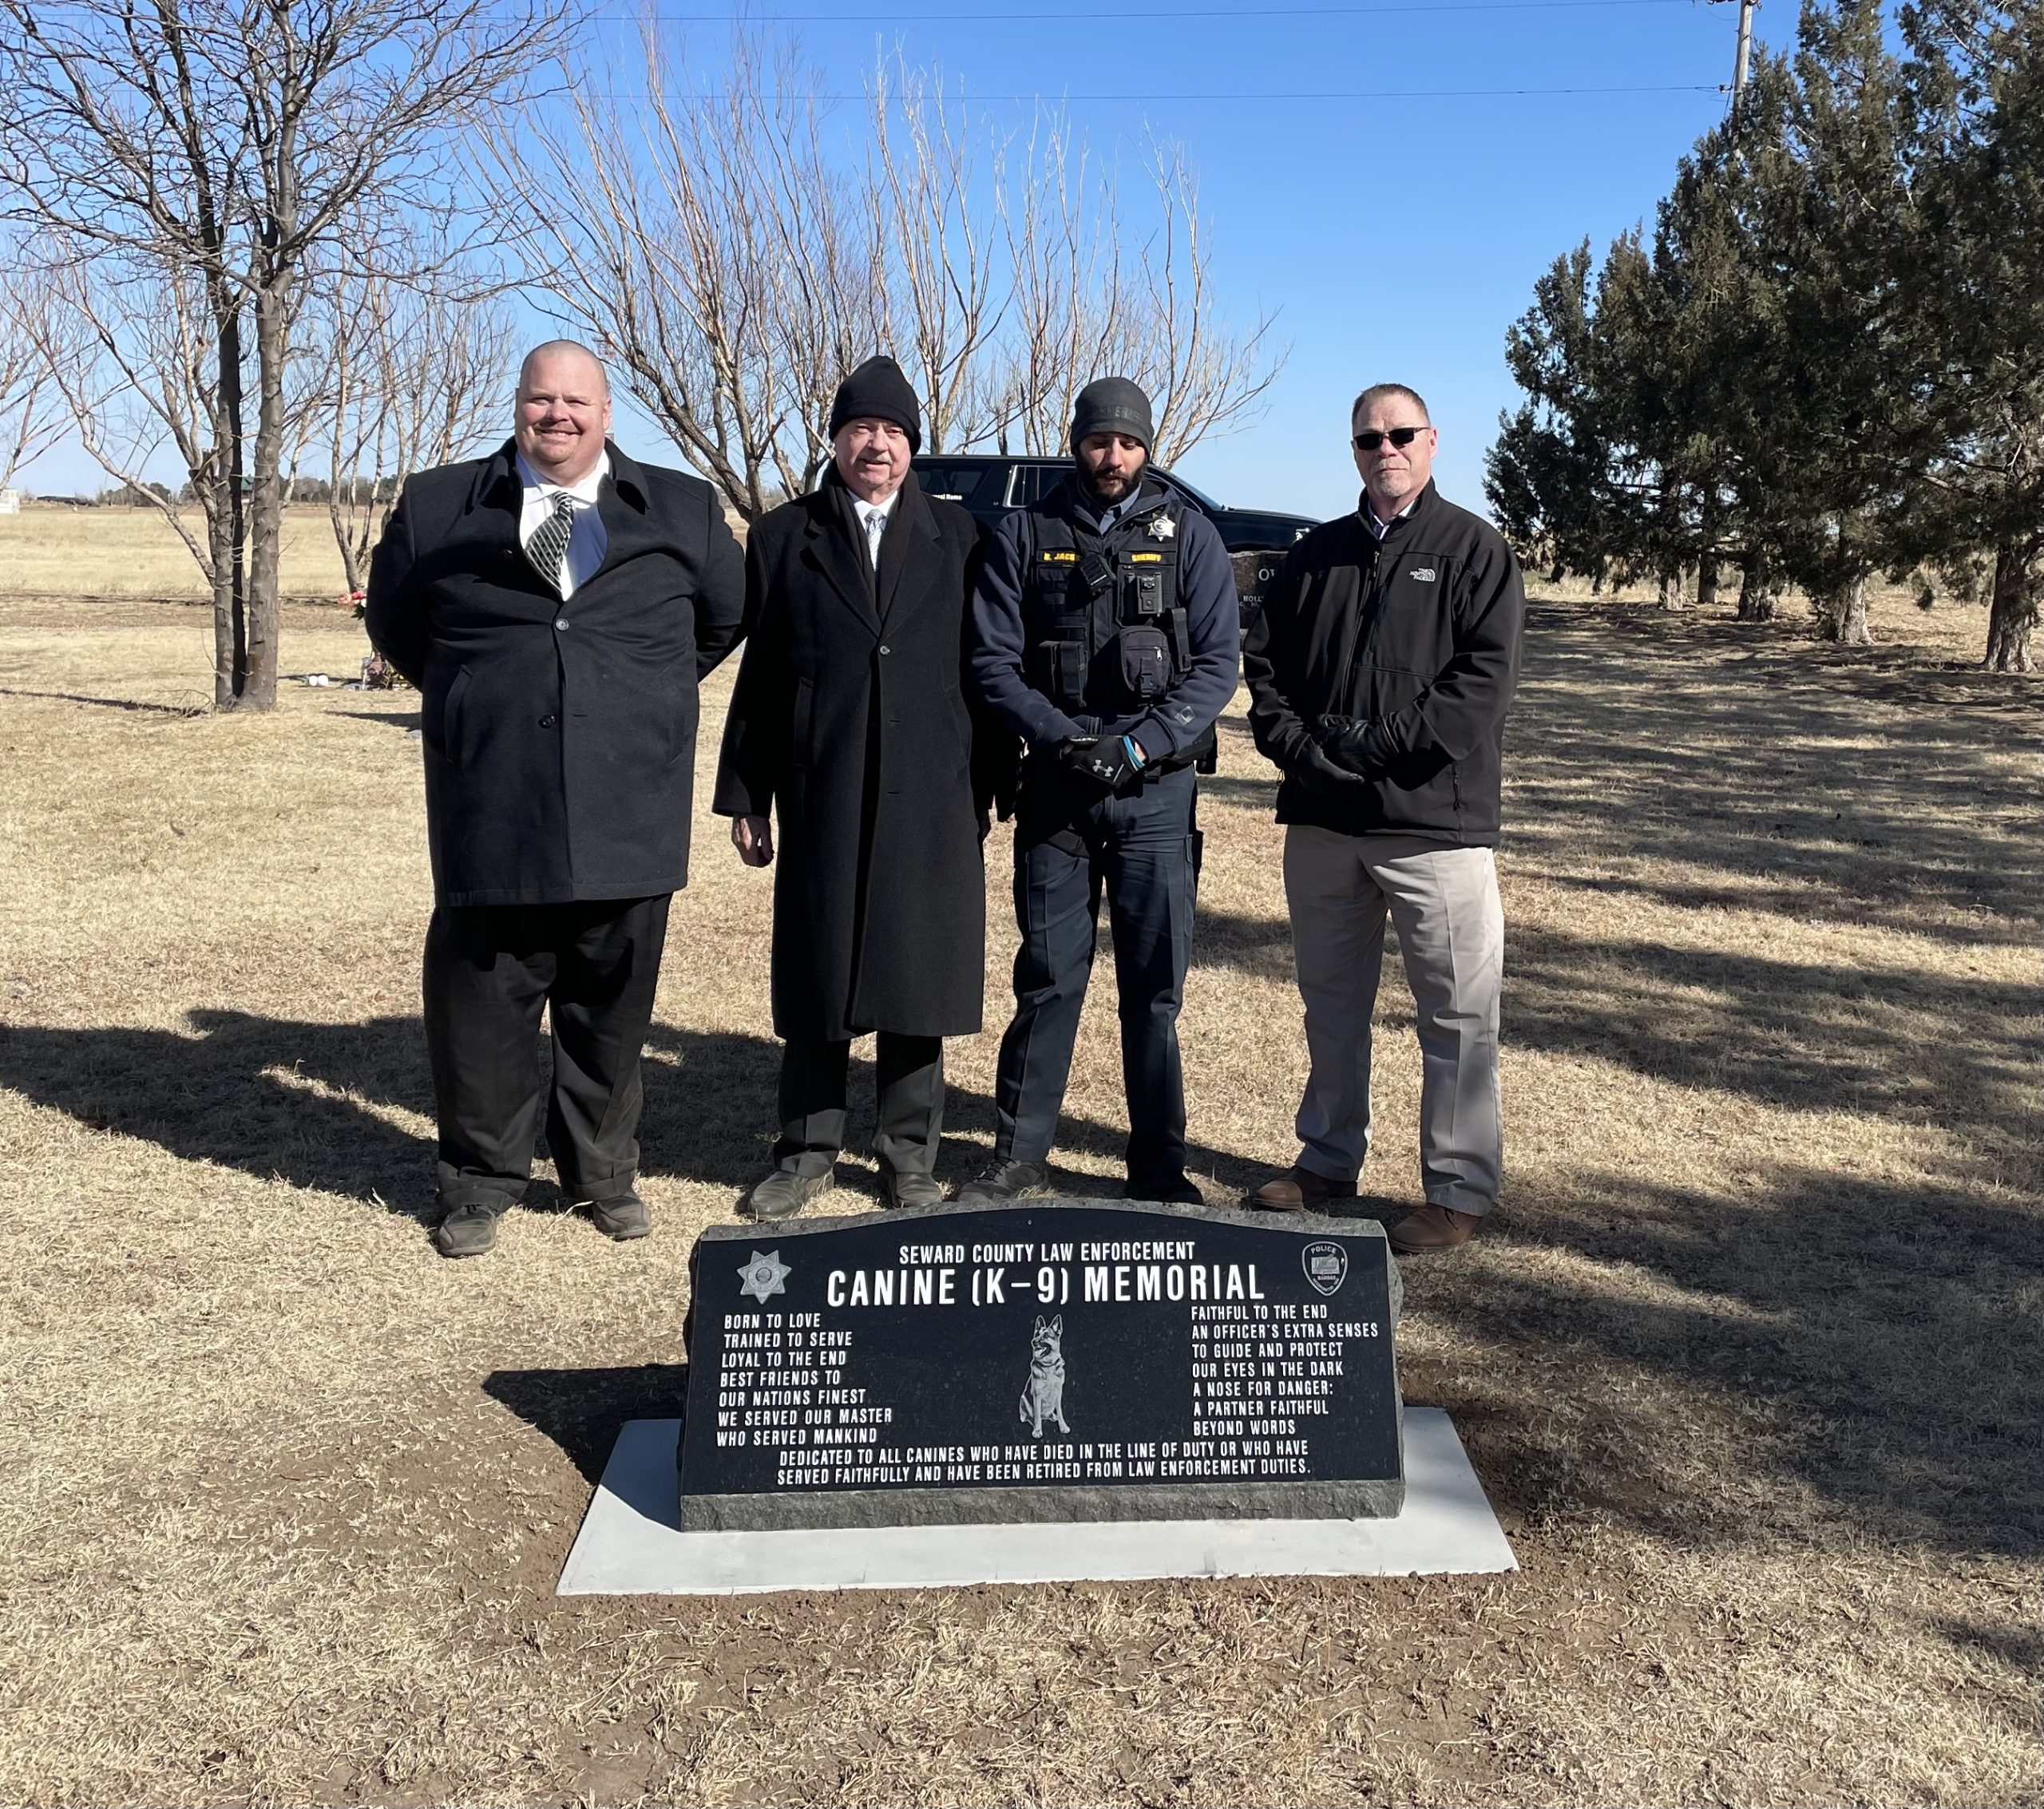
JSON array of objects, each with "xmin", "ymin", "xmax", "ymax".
[
  {"xmin": 713, "ymin": 469, "xmax": 1012, "ymax": 1043},
  {"xmin": 366, "ymin": 440, "xmax": 747, "ymax": 907}
]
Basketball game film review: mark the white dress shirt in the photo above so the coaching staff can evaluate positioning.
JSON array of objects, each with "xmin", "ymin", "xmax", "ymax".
[
  {"xmin": 1361, "ymin": 493, "xmax": 1420, "ymax": 540},
  {"xmin": 854, "ymin": 485, "xmax": 900, "ymax": 572},
  {"xmin": 516, "ymin": 450, "xmax": 610, "ymax": 600}
]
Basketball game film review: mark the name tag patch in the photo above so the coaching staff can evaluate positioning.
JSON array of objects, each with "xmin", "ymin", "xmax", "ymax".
[{"xmin": 1040, "ymin": 550, "xmax": 1079, "ymax": 564}]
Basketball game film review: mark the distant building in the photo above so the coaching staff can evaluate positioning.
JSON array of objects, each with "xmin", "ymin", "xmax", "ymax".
[{"xmin": 0, "ymin": 489, "xmax": 18, "ymax": 516}]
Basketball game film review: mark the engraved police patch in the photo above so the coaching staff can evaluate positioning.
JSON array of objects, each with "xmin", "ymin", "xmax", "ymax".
[
  {"xmin": 738, "ymin": 1249, "xmax": 791, "ymax": 1304},
  {"xmin": 1302, "ymin": 1241, "xmax": 1349, "ymax": 1296}
]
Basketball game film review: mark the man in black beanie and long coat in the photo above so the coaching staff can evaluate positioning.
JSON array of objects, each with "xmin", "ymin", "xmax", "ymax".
[{"xmin": 715, "ymin": 356, "xmax": 1012, "ymax": 1217}]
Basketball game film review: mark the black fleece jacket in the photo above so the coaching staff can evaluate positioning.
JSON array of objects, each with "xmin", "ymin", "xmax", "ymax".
[{"xmin": 1243, "ymin": 481, "xmax": 1523, "ymax": 844}]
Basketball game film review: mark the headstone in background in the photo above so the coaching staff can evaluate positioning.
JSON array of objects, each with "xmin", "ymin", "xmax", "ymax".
[{"xmin": 679, "ymin": 1199, "xmax": 1403, "ymax": 1532}]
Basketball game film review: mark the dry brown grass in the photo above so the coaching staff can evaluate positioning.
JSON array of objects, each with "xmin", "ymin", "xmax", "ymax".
[
  {"xmin": 0, "ymin": 501, "xmax": 351, "ymax": 603},
  {"xmin": 0, "ymin": 568, "xmax": 2038, "ymax": 1807}
]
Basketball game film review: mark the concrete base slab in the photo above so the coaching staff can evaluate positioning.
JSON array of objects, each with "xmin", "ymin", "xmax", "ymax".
[{"xmin": 557, "ymin": 1408, "xmax": 1515, "ymax": 1595}]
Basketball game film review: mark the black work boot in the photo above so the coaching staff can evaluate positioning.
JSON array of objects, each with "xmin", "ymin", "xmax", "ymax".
[
  {"xmin": 434, "ymin": 1199, "xmax": 504, "ymax": 1258},
  {"xmin": 583, "ymin": 1190, "xmax": 652, "ymax": 1241},
  {"xmin": 955, "ymin": 1159, "xmax": 1046, "ymax": 1204},
  {"xmin": 1130, "ymin": 1173, "xmax": 1204, "ymax": 1207},
  {"xmin": 740, "ymin": 1158, "xmax": 834, "ymax": 1221}
]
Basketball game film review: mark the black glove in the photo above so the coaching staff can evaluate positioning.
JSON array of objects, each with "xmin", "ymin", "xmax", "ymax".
[
  {"xmin": 1313, "ymin": 714, "xmax": 1380, "ymax": 776},
  {"xmin": 1057, "ymin": 733, "xmax": 1147, "ymax": 792},
  {"xmin": 1291, "ymin": 742, "xmax": 1369, "ymax": 795}
]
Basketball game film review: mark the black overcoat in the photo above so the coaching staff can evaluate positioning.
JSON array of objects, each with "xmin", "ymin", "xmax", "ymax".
[
  {"xmin": 712, "ymin": 470, "xmax": 1010, "ymax": 1042},
  {"xmin": 366, "ymin": 440, "xmax": 747, "ymax": 907}
]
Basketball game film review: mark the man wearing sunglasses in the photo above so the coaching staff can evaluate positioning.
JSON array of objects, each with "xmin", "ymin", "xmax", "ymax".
[{"xmin": 1241, "ymin": 384, "xmax": 1524, "ymax": 1252}]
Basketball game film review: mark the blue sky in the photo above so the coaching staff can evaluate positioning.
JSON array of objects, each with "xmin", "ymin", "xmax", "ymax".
[{"xmin": 20, "ymin": 0, "xmax": 1777, "ymax": 525}]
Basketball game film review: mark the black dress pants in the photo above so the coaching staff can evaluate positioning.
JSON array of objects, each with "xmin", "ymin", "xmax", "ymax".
[
  {"xmin": 423, "ymin": 895, "xmax": 670, "ymax": 1209},
  {"xmin": 774, "ymin": 1034, "xmax": 945, "ymax": 1178}
]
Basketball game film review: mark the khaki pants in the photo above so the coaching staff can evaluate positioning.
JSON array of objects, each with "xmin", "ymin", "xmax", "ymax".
[{"xmin": 1281, "ymin": 825, "xmax": 1503, "ymax": 1216}]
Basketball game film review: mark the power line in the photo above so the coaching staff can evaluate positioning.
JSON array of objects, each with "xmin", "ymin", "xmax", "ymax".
[
  {"xmin": 619, "ymin": 0, "xmax": 1702, "ymax": 18},
  {"xmin": 562, "ymin": 81, "xmax": 1725, "ymax": 101}
]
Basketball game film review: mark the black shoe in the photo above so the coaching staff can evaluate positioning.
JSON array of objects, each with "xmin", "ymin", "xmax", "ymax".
[
  {"xmin": 883, "ymin": 1168, "xmax": 944, "ymax": 1209},
  {"xmin": 740, "ymin": 1162, "xmax": 833, "ymax": 1221},
  {"xmin": 954, "ymin": 1159, "xmax": 1046, "ymax": 1204},
  {"xmin": 1130, "ymin": 1174, "xmax": 1205, "ymax": 1207},
  {"xmin": 434, "ymin": 1201, "xmax": 502, "ymax": 1258},
  {"xmin": 584, "ymin": 1190, "xmax": 652, "ymax": 1241}
]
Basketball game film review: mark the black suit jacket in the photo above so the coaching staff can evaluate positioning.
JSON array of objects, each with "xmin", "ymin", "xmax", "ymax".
[
  {"xmin": 366, "ymin": 439, "xmax": 747, "ymax": 906},
  {"xmin": 711, "ymin": 469, "xmax": 1012, "ymax": 1040}
]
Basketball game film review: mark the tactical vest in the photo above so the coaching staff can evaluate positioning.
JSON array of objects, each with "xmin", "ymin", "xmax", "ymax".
[{"xmin": 1020, "ymin": 485, "xmax": 1193, "ymax": 727}]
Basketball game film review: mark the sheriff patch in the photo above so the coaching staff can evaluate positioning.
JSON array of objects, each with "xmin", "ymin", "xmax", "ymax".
[{"xmin": 1129, "ymin": 552, "xmax": 1164, "ymax": 563}]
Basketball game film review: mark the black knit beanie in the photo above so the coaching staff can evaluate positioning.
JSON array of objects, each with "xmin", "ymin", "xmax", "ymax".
[
  {"xmin": 829, "ymin": 356, "xmax": 922, "ymax": 451},
  {"xmin": 1069, "ymin": 377, "xmax": 1155, "ymax": 453}
]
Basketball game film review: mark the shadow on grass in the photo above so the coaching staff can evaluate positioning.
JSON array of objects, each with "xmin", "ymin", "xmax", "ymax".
[
  {"xmin": 1503, "ymin": 602, "xmax": 2040, "ymax": 947},
  {"xmin": 1192, "ymin": 904, "xmax": 2038, "ymax": 1139},
  {"xmin": 0, "ymin": 1008, "xmax": 1272, "ymax": 1217},
  {"xmin": 483, "ymin": 1363, "xmax": 689, "ymax": 1486},
  {"xmin": 1432, "ymin": 1160, "xmax": 2044, "ymax": 1563}
]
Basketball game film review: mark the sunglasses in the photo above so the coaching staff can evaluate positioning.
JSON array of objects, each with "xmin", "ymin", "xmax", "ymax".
[{"xmin": 1353, "ymin": 427, "xmax": 1428, "ymax": 451}]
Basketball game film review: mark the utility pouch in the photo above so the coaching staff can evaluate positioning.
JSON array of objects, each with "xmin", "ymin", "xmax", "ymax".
[
  {"xmin": 1117, "ymin": 626, "xmax": 1171, "ymax": 700},
  {"xmin": 1032, "ymin": 639, "xmax": 1089, "ymax": 706}
]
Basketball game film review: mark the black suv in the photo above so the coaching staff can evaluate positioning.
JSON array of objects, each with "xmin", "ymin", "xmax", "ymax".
[{"xmin": 913, "ymin": 454, "xmax": 1315, "ymax": 554}]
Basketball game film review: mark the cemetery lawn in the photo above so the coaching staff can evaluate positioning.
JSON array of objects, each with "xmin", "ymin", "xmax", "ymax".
[{"xmin": 0, "ymin": 569, "xmax": 2037, "ymax": 1807}]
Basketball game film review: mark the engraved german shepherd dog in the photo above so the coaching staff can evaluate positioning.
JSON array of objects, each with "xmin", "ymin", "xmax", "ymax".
[{"xmin": 1018, "ymin": 1314, "xmax": 1070, "ymax": 1438}]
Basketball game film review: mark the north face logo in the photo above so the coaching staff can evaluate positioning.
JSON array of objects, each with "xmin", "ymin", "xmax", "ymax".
[{"xmin": 1409, "ymin": 567, "xmax": 1437, "ymax": 582}]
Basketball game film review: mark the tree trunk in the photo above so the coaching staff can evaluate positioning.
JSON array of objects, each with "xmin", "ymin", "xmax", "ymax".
[
  {"xmin": 212, "ymin": 304, "xmax": 249, "ymax": 710},
  {"xmin": 1984, "ymin": 540, "xmax": 2040, "ymax": 673},
  {"xmin": 1737, "ymin": 555, "xmax": 1777, "ymax": 621},
  {"xmin": 1697, "ymin": 554, "xmax": 1720, "ymax": 610},
  {"xmin": 1658, "ymin": 566, "xmax": 1685, "ymax": 611},
  {"xmin": 1819, "ymin": 575, "xmax": 1873, "ymax": 645},
  {"xmin": 241, "ymin": 278, "xmax": 289, "ymax": 711}
]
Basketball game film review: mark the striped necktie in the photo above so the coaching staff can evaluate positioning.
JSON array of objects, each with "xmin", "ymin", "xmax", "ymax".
[{"xmin": 527, "ymin": 492, "xmax": 578, "ymax": 595}]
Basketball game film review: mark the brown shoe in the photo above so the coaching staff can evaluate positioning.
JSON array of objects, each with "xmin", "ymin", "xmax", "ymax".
[
  {"xmin": 1246, "ymin": 1163, "xmax": 1357, "ymax": 1213},
  {"xmin": 1388, "ymin": 1203, "xmax": 1483, "ymax": 1253}
]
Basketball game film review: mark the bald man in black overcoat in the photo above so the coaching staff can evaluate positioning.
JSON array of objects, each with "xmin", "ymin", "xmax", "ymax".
[{"xmin": 367, "ymin": 341, "xmax": 747, "ymax": 1257}]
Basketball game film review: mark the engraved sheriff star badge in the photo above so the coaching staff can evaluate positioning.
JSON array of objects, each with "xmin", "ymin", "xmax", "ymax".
[
  {"xmin": 1147, "ymin": 513, "xmax": 1176, "ymax": 539},
  {"xmin": 737, "ymin": 1249, "xmax": 791, "ymax": 1304}
]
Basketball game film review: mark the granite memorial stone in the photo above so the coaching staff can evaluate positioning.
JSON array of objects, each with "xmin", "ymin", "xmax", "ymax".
[{"xmin": 679, "ymin": 1199, "xmax": 1403, "ymax": 1531}]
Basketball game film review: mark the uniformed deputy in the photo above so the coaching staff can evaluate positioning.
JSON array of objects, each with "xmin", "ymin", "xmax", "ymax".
[{"xmin": 962, "ymin": 378, "xmax": 1240, "ymax": 1205}]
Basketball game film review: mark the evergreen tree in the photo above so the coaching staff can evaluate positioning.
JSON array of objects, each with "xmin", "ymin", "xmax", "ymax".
[{"xmin": 1903, "ymin": 0, "xmax": 2043, "ymax": 668}]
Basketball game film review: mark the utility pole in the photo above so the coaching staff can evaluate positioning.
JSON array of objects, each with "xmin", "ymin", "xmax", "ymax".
[{"xmin": 1731, "ymin": 0, "xmax": 1757, "ymax": 118}]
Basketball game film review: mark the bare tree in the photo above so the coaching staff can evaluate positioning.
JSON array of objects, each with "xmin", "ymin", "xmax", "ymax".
[
  {"xmin": 503, "ymin": 26, "xmax": 876, "ymax": 522},
  {"xmin": 862, "ymin": 58, "xmax": 1004, "ymax": 453},
  {"xmin": 1123, "ymin": 143, "xmax": 1285, "ymax": 468},
  {"xmin": 26, "ymin": 247, "xmax": 235, "ymax": 582},
  {"xmin": 503, "ymin": 22, "xmax": 1285, "ymax": 518},
  {"xmin": 0, "ymin": 0, "xmax": 568, "ymax": 710},
  {"xmin": 301, "ymin": 256, "xmax": 517, "ymax": 596},
  {"xmin": 0, "ymin": 248, "xmax": 78, "ymax": 493}
]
